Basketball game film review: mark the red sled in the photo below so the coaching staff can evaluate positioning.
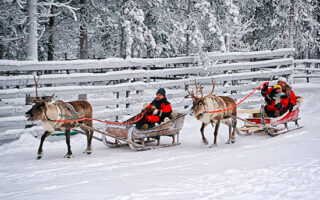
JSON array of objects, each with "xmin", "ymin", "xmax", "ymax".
[{"xmin": 237, "ymin": 96, "xmax": 303, "ymax": 137}]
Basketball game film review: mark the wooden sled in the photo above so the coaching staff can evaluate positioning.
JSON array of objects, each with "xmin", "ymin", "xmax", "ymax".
[
  {"xmin": 236, "ymin": 96, "xmax": 303, "ymax": 137},
  {"xmin": 83, "ymin": 111, "xmax": 185, "ymax": 151}
]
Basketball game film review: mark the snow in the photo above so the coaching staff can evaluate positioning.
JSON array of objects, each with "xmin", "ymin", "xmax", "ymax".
[{"xmin": 0, "ymin": 81, "xmax": 320, "ymax": 199}]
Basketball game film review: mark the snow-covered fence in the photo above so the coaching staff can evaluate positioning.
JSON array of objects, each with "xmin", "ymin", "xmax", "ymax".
[
  {"xmin": 0, "ymin": 48, "xmax": 295, "ymax": 134},
  {"xmin": 293, "ymin": 59, "xmax": 320, "ymax": 83}
]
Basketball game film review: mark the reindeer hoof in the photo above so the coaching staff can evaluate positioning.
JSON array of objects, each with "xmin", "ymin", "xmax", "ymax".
[
  {"xmin": 203, "ymin": 139, "xmax": 208, "ymax": 145},
  {"xmin": 83, "ymin": 149, "xmax": 92, "ymax": 154},
  {"xmin": 231, "ymin": 139, "xmax": 235, "ymax": 144},
  {"xmin": 64, "ymin": 154, "xmax": 74, "ymax": 158},
  {"xmin": 209, "ymin": 144, "xmax": 217, "ymax": 148},
  {"xmin": 37, "ymin": 152, "xmax": 43, "ymax": 159},
  {"xmin": 226, "ymin": 141, "xmax": 231, "ymax": 144}
]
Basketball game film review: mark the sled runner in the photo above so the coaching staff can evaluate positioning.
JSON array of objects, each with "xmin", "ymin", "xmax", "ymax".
[
  {"xmin": 236, "ymin": 96, "xmax": 303, "ymax": 137},
  {"xmin": 78, "ymin": 111, "xmax": 185, "ymax": 150}
]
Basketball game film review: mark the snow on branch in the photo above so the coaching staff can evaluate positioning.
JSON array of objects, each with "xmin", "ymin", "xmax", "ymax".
[{"xmin": 37, "ymin": 0, "xmax": 78, "ymax": 21}]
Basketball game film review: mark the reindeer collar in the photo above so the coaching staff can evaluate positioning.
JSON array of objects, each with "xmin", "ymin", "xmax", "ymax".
[{"xmin": 44, "ymin": 103, "xmax": 63, "ymax": 127}]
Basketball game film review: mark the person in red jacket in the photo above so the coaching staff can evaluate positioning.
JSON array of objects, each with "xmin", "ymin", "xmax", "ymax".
[
  {"xmin": 261, "ymin": 77, "xmax": 297, "ymax": 117},
  {"xmin": 136, "ymin": 88, "xmax": 172, "ymax": 130}
]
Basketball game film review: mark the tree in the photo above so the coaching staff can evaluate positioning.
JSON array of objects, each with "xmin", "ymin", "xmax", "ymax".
[
  {"xmin": 26, "ymin": 0, "xmax": 38, "ymax": 60},
  {"xmin": 120, "ymin": 0, "xmax": 156, "ymax": 58}
]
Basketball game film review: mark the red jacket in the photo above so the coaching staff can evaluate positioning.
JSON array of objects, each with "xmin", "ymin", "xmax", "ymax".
[
  {"xmin": 264, "ymin": 87, "xmax": 296, "ymax": 112},
  {"xmin": 145, "ymin": 98, "xmax": 172, "ymax": 124}
]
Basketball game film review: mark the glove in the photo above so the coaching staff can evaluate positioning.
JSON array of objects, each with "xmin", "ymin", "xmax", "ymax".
[
  {"xmin": 287, "ymin": 103, "xmax": 294, "ymax": 112},
  {"xmin": 269, "ymin": 88, "xmax": 277, "ymax": 98},
  {"xmin": 261, "ymin": 82, "xmax": 269, "ymax": 96},
  {"xmin": 153, "ymin": 109, "xmax": 158, "ymax": 115},
  {"xmin": 265, "ymin": 96, "xmax": 272, "ymax": 105},
  {"xmin": 275, "ymin": 103, "xmax": 282, "ymax": 110},
  {"xmin": 262, "ymin": 82, "xmax": 269, "ymax": 91}
]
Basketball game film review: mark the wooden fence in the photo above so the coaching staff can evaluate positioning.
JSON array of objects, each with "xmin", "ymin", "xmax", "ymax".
[
  {"xmin": 0, "ymin": 48, "xmax": 296, "ymax": 135},
  {"xmin": 293, "ymin": 59, "xmax": 320, "ymax": 83}
]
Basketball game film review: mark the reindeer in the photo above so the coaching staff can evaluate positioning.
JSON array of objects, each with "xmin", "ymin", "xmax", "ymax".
[
  {"xmin": 24, "ymin": 75, "xmax": 94, "ymax": 159},
  {"xmin": 186, "ymin": 79, "xmax": 237, "ymax": 147}
]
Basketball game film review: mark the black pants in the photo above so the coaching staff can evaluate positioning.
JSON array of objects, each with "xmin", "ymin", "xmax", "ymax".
[
  {"xmin": 264, "ymin": 106, "xmax": 288, "ymax": 118},
  {"xmin": 135, "ymin": 117, "xmax": 155, "ymax": 129}
]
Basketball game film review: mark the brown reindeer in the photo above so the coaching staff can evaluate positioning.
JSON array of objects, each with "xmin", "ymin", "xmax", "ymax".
[
  {"xmin": 24, "ymin": 75, "xmax": 94, "ymax": 159},
  {"xmin": 186, "ymin": 79, "xmax": 237, "ymax": 147}
]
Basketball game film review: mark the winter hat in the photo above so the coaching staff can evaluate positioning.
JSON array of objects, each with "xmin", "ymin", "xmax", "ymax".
[
  {"xmin": 156, "ymin": 88, "xmax": 166, "ymax": 97},
  {"xmin": 278, "ymin": 77, "xmax": 289, "ymax": 85}
]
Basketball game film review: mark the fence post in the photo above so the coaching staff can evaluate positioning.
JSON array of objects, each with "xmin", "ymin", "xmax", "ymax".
[
  {"xmin": 78, "ymin": 94, "xmax": 87, "ymax": 100},
  {"xmin": 115, "ymin": 92, "xmax": 120, "ymax": 120},
  {"xmin": 306, "ymin": 63, "xmax": 310, "ymax": 83},
  {"xmin": 126, "ymin": 90, "xmax": 130, "ymax": 110},
  {"xmin": 146, "ymin": 65, "xmax": 151, "ymax": 83}
]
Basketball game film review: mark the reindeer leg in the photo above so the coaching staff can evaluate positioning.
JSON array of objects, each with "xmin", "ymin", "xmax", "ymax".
[
  {"xmin": 225, "ymin": 120, "xmax": 232, "ymax": 144},
  {"xmin": 210, "ymin": 119, "xmax": 220, "ymax": 148},
  {"xmin": 37, "ymin": 131, "xmax": 52, "ymax": 159},
  {"xmin": 231, "ymin": 117, "xmax": 237, "ymax": 143},
  {"xmin": 64, "ymin": 129, "xmax": 73, "ymax": 158},
  {"xmin": 200, "ymin": 123, "xmax": 208, "ymax": 145},
  {"xmin": 81, "ymin": 121, "xmax": 93, "ymax": 154}
]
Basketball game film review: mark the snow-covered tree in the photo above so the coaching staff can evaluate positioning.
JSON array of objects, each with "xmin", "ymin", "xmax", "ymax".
[{"xmin": 120, "ymin": 0, "xmax": 156, "ymax": 58}]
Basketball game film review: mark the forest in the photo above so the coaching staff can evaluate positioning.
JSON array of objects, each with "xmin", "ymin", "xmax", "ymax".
[{"xmin": 0, "ymin": 0, "xmax": 319, "ymax": 61}]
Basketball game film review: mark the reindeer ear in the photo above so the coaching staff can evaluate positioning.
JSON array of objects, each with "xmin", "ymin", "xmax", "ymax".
[{"xmin": 43, "ymin": 93, "xmax": 55, "ymax": 103}]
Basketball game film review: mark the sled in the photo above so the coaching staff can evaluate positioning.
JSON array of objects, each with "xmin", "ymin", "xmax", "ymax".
[
  {"xmin": 236, "ymin": 96, "xmax": 303, "ymax": 137},
  {"xmin": 78, "ymin": 111, "xmax": 185, "ymax": 151}
]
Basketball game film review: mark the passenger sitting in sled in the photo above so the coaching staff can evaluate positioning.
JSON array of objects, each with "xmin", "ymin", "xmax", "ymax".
[
  {"xmin": 136, "ymin": 88, "xmax": 172, "ymax": 130},
  {"xmin": 261, "ymin": 77, "xmax": 297, "ymax": 117}
]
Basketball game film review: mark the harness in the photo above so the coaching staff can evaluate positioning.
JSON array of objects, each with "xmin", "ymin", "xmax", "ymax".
[
  {"xmin": 200, "ymin": 95, "xmax": 227, "ymax": 117},
  {"xmin": 44, "ymin": 103, "xmax": 63, "ymax": 128},
  {"xmin": 44, "ymin": 101, "xmax": 79, "ymax": 128}
]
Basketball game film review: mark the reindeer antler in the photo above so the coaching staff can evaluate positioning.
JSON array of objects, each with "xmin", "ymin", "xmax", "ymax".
[
  {"xmin": 26, "ymin": 75, "xmax": 41, "ymax": 103},
  {"xmin": 194, "ymin": 79, "xmax": 199, "ymax": 99},
  {"xmin": 26, "ymin": 74, "xmax": 55, "ymax": 103},
  {"xmin": 185, "ymin": 84, "xmax": 197, "ymax": 100},
  {"xmin": 26, "ymin": 94, "xmax": 42, "ymax": 104},
  {"xmin": 34, "ymin": 75, "xmax": 40, "ymax": 98},
  {"xmin": 203, "ymin": 78, "xmax": 216, "ymax": 98}
]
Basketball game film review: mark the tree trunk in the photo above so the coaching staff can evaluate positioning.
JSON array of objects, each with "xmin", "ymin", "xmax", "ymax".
[
  {"xmin": 47, "ymin": 6, "xmax": 55, "ymax": 61},
  {"xmin": 79, "ymin": 0, "xmax": 88, "ymax": 59},
  {"xmin": 26, "ymin": 0, "xmax": 38, "ymax": 61},
  {"xmin": 185, "ymin": 0, "xmax": 191, "ymax": 56},
  {"xmin": 120, "ymin": 0, "xmax": 129, "ymax": 58},
  {"xmin": 288, "ymin": 0, "xmax": 295, "ymax": 48},
  {"xmin": 0, "ymin": 43, "xmax": 3, "ymax": 59}
]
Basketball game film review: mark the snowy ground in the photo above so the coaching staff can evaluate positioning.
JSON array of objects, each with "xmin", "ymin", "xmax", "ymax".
[{"xmin": 0, "ymin": 82, "xmax": 320, "ymax": 200}]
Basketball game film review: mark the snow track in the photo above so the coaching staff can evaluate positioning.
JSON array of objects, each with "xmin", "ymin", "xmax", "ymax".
[{"xmin": 0, "ymin": 82, "xmax": 320, "ymax": 200}]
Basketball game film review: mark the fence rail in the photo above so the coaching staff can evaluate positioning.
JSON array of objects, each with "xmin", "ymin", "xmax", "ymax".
[{"xmin": 293, "ymin": 59, "xmax": 320, "ymax": 83}]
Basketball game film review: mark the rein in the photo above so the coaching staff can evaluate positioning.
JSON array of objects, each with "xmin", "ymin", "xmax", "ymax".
[
  {"xmin": 205, "ymin": 82, "xmax": 267, "ymax": 114},
  {"xmin": 50, "ymin": 111, "xmax": 146, "ymax": 125}
]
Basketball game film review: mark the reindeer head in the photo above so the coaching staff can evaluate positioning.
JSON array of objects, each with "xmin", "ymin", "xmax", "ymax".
[
  {"xmin": 25, "ymin": 75, "xmax": 55, "ymax": 121},
  {"xmin": 186, "ymin": 78, "xmax": 215, "ymax": 120}
]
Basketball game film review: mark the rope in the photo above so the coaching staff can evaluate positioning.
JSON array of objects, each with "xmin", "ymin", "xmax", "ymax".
[
  {"xmin": 205, "ymin": 82, "xmax": 267, "ymax": 113},
  {"xmin": 51, "ymin": 111, "xmax": 146, "ymax": 125}
]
